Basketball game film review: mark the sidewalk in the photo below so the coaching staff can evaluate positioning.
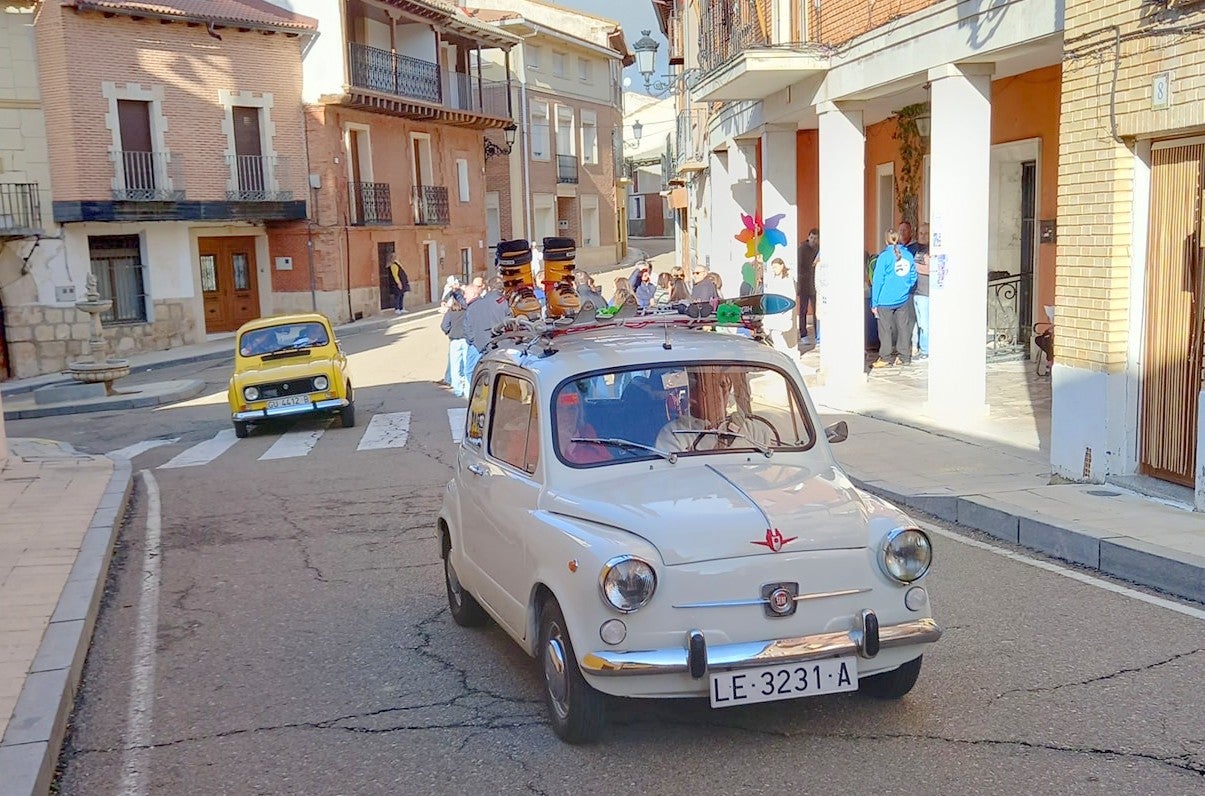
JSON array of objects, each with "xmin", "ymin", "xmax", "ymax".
[{"xmin": 0, "ymin": 300, "xmax": 1202, "ymax": 795}]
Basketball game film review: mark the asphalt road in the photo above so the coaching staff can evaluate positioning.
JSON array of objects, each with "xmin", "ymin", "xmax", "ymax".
[{"xmin": 11, "ymin": 315, "xmax": 1203, "ymax": 795}]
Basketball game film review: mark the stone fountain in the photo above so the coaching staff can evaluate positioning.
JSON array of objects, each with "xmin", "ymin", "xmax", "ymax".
[{"xmin": 66, "ymin": 273, "xmax": 130, "ymax": 395}]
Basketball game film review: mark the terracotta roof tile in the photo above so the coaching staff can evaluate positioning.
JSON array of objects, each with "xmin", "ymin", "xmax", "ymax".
[{"xmin": 67, "ymin": 0, "xmax": 318, "ymax": 31}]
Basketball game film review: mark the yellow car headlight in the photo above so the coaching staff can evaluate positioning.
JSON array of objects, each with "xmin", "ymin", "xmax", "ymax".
[
  {"xmin": 243, "ymin": 386, "xmax": 259, "ymax": 402},
  {"xmin": 313, "ymin": 375, "xmax": 329, "ymax": 391}
]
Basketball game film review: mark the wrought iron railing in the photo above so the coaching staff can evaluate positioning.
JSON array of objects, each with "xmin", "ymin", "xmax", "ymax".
[
  {"xmin": 350, "ymin": 181, "xmax": 392, "ymax": 225},
  {"xmin": 111, "ymin": 151, "xmax": 185, "ymax": 201},
  {"xmin": 349, "ymin": 42, "xmax": 441, "ymax": 103},
  {"xmin": 225, "ymin": 155, "xmax": 293, "ymax": 201},
  {"xmin": 557, "ymin": 154, "xmax": 579, "ymax": 184},
  {"xmin": 987, "ymin": 271, "xmax": 1028, "ymax": 358},
  {"xmin": 348, "ymin": 43, "xmax": 511, "ymax": 119},
  {"xmin": 0, "ymin": 183, "xmax": 42, "ymax": 234},
  {"xmin": 413, "ymin": 185, "xmax": 449, "ymax": 226},
  {"xmin": 699, "ymin": 0, "xmax": 774, "ymax": 73}
]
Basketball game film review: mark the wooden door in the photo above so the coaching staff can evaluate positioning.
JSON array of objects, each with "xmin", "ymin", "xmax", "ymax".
[
  {"xmin": 378, "ymin": 241, "xmax": 396, "ymax": 310},
  {"xmin": 1140, "ymin": 143, "xmax": 1205, "ymax": 486},
  {"xmin": 199, "ymin": 236, "xmax": 260, "ymax": 333},
  {"xmin": 232, "ymin": 107, "xmax": 264, "ymax": 197},
  {"xmin": 117, "ymin": 99, "xmax": 155, "ymax": 194}
]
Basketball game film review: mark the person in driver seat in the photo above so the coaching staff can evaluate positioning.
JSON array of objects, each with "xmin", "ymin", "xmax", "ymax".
[
  {"xmin": 654, "ymin": 369, "xmax": 773, "ymax": 452},
  {"xmin": 555, "ymin": 392, "xmax": 612, "ymax": 464}
]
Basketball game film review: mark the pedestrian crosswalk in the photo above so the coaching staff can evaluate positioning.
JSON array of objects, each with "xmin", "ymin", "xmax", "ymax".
[{"xmin": 130, "ymin": 409, "xmax": 461, "ymax": 470}]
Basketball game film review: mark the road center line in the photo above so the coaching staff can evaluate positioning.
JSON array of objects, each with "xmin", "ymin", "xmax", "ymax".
[
  {"xmin": 925, "ymin": 524, "xmax": 1205, "ymax": 621},
  {"xmin": 118, "ymin": 470, "xmax": 165, "ymax": 796}
]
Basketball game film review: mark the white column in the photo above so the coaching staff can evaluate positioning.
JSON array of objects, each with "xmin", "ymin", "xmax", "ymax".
[
  {"xmin": 817, "ymin": 102, "xmax": 866, "ymax": 393},
  {"xmin": 927, "ymin": 63, "xmax": 993, "ymax": 416},
  {"xmin": 715, "ymin": 140, "xmax": 757, "ymax": 293},
  {"xmin": 761, "ymin": 125, "xmax": 798, "ymax": 340}
]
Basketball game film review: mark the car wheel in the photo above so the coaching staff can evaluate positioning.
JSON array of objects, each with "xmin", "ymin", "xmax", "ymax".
[
  {"xmin": 539, "ymin": 597, "xmax": 606, "ymax": 744},
  {"xmin": 341, "ymin": 387, "xmax": 356, "ymax": 428},
  {"xmin": 233, "ymin": 420, "xmax": 250, "ymax": 439},
  {"xmin": 443, "ymin": 535, "xmax": 487, "ymax": 627},
  {"xmin": 859, "ymin": 655, "xmax": 922, "ymax": 700}
]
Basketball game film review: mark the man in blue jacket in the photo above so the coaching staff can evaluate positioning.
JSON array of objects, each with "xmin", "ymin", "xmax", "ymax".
[{"xmin": 870, "ymin": 230, "xmax": 917, "ymax": 368}]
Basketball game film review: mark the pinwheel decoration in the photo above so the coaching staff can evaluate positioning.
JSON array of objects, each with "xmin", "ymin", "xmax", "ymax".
[{"xmin": 735, "ymin": 212, "xmax": 788, "ymax": 261}]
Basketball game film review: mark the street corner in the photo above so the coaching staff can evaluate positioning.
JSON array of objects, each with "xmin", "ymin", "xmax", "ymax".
[{"xmin": 2, "ymin": 380, "xmax": 207, "ymax": 421}]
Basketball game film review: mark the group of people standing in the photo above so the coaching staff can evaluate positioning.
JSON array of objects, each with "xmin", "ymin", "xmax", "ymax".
[
  {"xmin": 870, "ymin": 220, "xmax": 930, "ymax": 368},
  {"xmin": 437, "ymin": 274, "xmax": 511, "ymax": 398}
]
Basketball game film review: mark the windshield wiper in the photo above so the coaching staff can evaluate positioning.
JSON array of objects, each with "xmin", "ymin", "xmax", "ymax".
[
  {"xmin": 669, "ymin": 428, "xmax": 773, "ymax": 457},
  {"xmin": 571, "ymin": 437, "xmax": 678, "ymax": 464}
]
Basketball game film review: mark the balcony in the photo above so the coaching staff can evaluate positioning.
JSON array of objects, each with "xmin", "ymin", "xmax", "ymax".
[
  {"xmin": 413, "ymin": 185, "xmax": 449, "ymax": 226},
  {"xmin": 350, "ymin": 181, "xmax": 392, "ymax": 225},
  {"xmin": 225, "ymin": 155, "xmax": 294, "ymax": 202},
  {"xmin": 557, "ymin": 155, "xmax": 579, "ymax": 185},
  {"xmin": 111, "ymin": 151, "xmax": 185, "ymax": 201},
  {"xmin": 674, "ymin": 108, "xmax": 708, "ymax": 174},
  {"xmin": 690, "ymin": 0, "xmax": 827, "ymax": 103},
  {"xmin": 346, "ymin": 43, "xmax": 511, "ymax": 126},
  {"xmin": 0, "ymin": 183, "xmax": 42, "ymax": 237}
]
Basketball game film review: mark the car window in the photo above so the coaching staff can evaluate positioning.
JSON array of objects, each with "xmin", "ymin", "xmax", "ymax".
[
  {"xmin": 489, "ymin": 374, "xmax": 540, "ymax": 474},
  {"xmin": 552, "ymin": 363, "xmax": 814, "ymax": 466},
  {"xmin": 466, "ymin": 374, "xmax": 490, "ymax": 447},
  {"xmin": 240, "ymin": 321, "xmax": 330, "ymax": 356}
]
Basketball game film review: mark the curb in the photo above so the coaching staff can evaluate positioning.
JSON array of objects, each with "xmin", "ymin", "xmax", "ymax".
[
  {"xmin": 849, "ymin": 477, "xmax": 1205, "ymax": 604},
  {"xmin": 3, "ymin": 380, "xmax": 206, "ymax": 421},
  {"xmin": 0, "ymin": 455, "xmax": 133, "ymax": 796}
]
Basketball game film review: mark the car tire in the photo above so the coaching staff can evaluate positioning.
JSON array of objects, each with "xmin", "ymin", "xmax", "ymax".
[
  {"xmin": 233, "ymin": 420, "xmax": 250, "ymax": 439},
  {"xmin": 859, "ymin": 655, "xmax": 922, "ymax": 700},
  {"xmin": 341, "ymin": 387, "xmax": 356, "ymax": 428},
  {"xmin": 539, "ymin": 597, "xmax": 606, "ymax": 744},
  {"xmin": 443, "ymin": 536, "xmax": 487, "ymax": 627}
]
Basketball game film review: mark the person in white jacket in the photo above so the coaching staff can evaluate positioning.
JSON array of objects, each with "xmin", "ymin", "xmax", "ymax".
[{"xmin": 763, "ymin": 257, "xmax": 796, "ymax": 355}]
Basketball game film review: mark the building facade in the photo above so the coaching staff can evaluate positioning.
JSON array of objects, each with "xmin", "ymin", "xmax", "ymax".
[
  {"xmin": 1055, "ymin": 0, "xmax": 1205, "ymax": 507},
  {"xmin": 14, "ymin": 0, "xmax": 317, "ymax": 378},
  {"xmin": 275, "ymin": 0, "xmax": 518, "ymax": 320},
  {"xmin": 466, "ymin": 0, "xmax": 630, "ymax": 269},
  {"xmin": 623, "ymin": 91, "xmax": 674, "ymax": 239}
]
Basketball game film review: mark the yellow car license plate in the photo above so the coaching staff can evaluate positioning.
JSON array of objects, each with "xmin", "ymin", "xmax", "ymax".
[
  {"xmin": 266, "ymin": 395, "xmax": 311, "ymax": 410},
  {"xmin": 709, "ymin": 655, "xmax": 857, "ymax": 708}
]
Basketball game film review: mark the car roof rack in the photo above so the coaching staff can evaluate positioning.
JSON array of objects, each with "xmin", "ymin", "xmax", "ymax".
[{"xmin": 485, "ymin": 293, "xmax": 796, "ymax": 356}]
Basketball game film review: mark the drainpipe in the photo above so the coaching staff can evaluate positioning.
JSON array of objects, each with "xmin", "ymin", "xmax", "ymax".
[{"xmin": 521, "ymin": 80, "xmax": 534, "ymax": 243}]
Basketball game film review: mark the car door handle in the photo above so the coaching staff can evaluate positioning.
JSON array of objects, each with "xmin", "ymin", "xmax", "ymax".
[{"xmin": 467, "ymin": 463, "xmax": 487, "ymax": 477}]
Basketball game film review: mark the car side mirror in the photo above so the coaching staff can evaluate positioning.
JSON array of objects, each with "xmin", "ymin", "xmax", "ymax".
[{"xmin": 825, "ymin": 421, "xmax": 848, "ymax": 444}]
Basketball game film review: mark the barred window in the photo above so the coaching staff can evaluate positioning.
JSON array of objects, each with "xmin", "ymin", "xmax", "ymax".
[{"xmin": 88, "ymin": 235, "xmax": 147, "ymax": 324}]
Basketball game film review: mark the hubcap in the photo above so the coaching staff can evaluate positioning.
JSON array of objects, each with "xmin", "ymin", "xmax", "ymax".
[
  {"xmin": 544, "ymin": 627, "xmax": 570, "ymax": 719},
  {"xmin": 445, "ymin": 558, "xmax": 462, "ymax": 607}
]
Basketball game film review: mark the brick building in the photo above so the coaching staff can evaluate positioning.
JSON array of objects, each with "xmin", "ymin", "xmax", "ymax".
[
  {"xmin": 464, "ymin": 0, "xmax": 630, "ymax": 269},
  {"xmin": 274, "ymin": 0, "xmax": 519, "ymax": 318},
  {"xmin": 1054, "ymin": 0, "xmax": 1205, "ymax": 507},
  {"xmin": 9, "ymin": 0, "xmax": 317, "ymax": 378}
]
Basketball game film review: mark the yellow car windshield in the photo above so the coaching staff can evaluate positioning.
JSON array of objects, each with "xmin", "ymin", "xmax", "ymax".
[{"xmin": 240, "ymin": 322, "xmax": 329, "ymax": 357}]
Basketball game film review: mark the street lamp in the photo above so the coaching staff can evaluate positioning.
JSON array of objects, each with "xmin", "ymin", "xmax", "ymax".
[
  {"xmin": 623, "ymin": 119, "xmax": 644, "ymax": 149},
  {"xmin": 484, "ymin": 122, "xmax": 518, "ymax": 159},
  {"xmin": 632, "ymin": 30, "xmax": 702, "ymax": 95}
]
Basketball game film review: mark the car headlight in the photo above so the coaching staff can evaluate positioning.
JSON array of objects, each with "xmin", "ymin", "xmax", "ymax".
[
  {"xmin": 879, "ymin": 528, "xmax": 932, "ymax": 583},
  {"xmin": 313, "ymin": 375, "xmax": 329, "ymax": 391},
  {"xmin": 243, "ymin": 386, "xmax": 259, "ymax": 401},
  {"xmin": 599, "ymin": 556, "xmax": 657, "ymax": 613}
]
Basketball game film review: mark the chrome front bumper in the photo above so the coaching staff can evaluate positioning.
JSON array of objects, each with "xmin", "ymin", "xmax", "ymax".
[
  {"xmin": 580, "ymin": 616, "xmax": 942, "ymax": 677},
  {"xmin": 233, "ymin": 398, "xmax": 348, "ymax": 422}
]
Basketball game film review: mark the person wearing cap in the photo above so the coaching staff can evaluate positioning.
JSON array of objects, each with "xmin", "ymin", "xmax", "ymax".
[{"xmin": 441, "ymin": 275, "xmax": 463, "ymax": 304}]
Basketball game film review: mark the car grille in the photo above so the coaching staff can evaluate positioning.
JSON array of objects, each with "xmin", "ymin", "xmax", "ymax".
[{"xmin": 255, "ymin": 379, "xmax": 319, "ymax": 399}]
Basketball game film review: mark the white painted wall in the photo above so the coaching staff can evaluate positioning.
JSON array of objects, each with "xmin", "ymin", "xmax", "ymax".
[
  {"xmin": 395, "ymin": 22, "xmax": 436, "ymax": 63},
  {"xmin": 273, "ymin": 0, "xmax": 346, "ymax": 103}
]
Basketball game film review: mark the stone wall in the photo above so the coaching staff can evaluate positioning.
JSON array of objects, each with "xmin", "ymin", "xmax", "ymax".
[{"xmin": 4, "ymin": 298, "xmax": 194, "ymax": 378}]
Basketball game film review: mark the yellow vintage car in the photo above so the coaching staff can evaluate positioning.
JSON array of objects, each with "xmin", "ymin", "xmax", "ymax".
[{"xmin": 227, "ymin": 313, "xmax": 354, "ymax": 438}]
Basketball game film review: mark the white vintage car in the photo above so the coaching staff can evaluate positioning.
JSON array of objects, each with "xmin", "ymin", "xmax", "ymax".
[{"xmin": 437, "ymin": 322, "xmax": 941, "ymax": 743}]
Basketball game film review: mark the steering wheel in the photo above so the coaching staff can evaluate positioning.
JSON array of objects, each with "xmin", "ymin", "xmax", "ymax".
[{"xmin": 746, "ymin": 413, "xmax": 782, "ymax": 445}]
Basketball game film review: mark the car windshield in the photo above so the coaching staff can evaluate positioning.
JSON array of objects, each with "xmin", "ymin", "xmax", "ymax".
[
  {"xmin": 552, "ymin": 363, "xmax": 814, "ymax": 467},
  {"xmin": 239, "ymin": 322, "xmax": 330, "ymax": 357}
]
